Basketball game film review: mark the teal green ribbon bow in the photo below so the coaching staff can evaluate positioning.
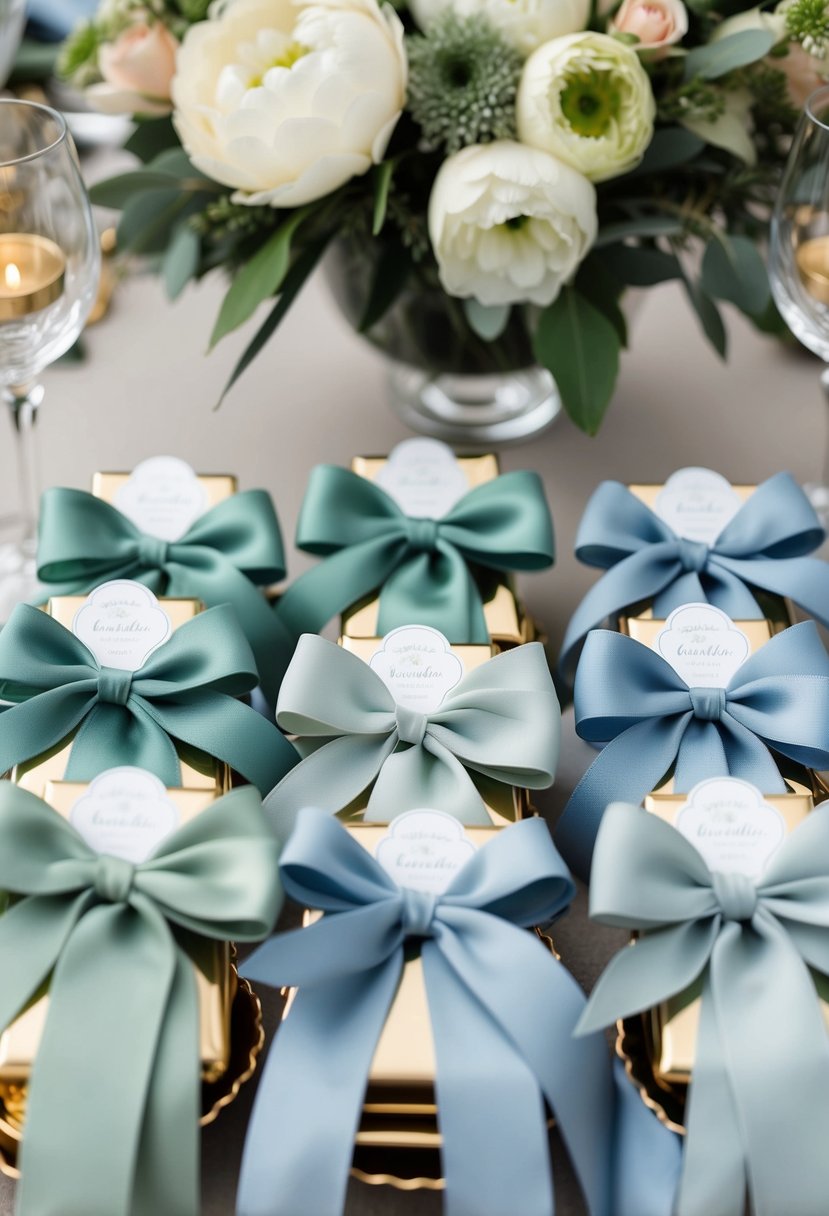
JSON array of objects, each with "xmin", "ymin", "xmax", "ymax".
[
  {"xmin": 556, "ymin": 621, "xmax": 829, "ymax": 880},
  {"xmin": 237, "ymin": 808, "xmax": 614, "ymax": 1216},
  {"xmin": 559, "ymin": 473, "xmax": 828, "ymax": 682},
  {"xmin": 265, "ymin": 636, "xmax": 560, "ymax": 840},
  {"xmin": 0, "ymin": 602, "xmax": 297, "ymax": 794},
  {"xmin": 36, "ymin": 487, "xmax": 289, "ymax": 705},
  {"xmin": 275, "ymin": 465, "xmax": 554, "ymax": 647},
  {"xmin": 578, "ymin": 801, "xmax": 829, "ymax": 1216},
  {"xmin": 0, "ymin": 781, "xmax": 282, "ymax": 1216}
]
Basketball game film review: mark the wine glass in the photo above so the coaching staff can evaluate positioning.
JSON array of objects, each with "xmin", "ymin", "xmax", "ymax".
[
  {"xmin": 769, "ymin": 84, "xmax": 829, "ymax": 522},
  {"xmin": 0, "ymin": 0, "xmax": 26, "ymax": 89},
  {"xmin": 0, "ymin": 99, "xmax": 100, "ymax": 616}
]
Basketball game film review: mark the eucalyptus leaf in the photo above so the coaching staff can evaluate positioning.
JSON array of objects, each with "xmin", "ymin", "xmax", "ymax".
[
  {"xmin": 359, "ymin": 241, "xmax": 412, "ymax": 333},
  {"xmin": 124, "ymin": 118, "xmax": 179, "ymax": 164},
  {"xmin": 701, "ymin": 233, "xmax": 771, "ymax": 315},
  {"xmin": 372, "ymin": 161, "xmax": 395, "ymax": 236},
  {"xmin": 595, "ymin": 216, "xmax": 684, "ymax": 246},
  {"xmin": 116, "ymin": 190, "xmax": 189, "ymax": 254},
  {"xmin": 625, "ymin": 128, "xmax": 706, "ymax": 177},
  {"xmin": 209, "ymin": 206, "xmax": 312, "ymax": 348},
  {"xmin": 683, "ymin": 28, "xmax": 776, "ymax": 80},
  {"xmin": 216, "ymin": 239, "xmax": 329, "ymax": 407},
  {"xmin": 601, "ymin": 244, "xmax": 681, "ymax": 287},
  {"xmin": 681, "ymin": 271, "xmax": 727, "ymax": 357},
  {"xmin": 533, "ymin": 287, "xmax": 621, "ymax": 436},
  {"xmin": 463, "ymin": 298, "xmax": 511, "ymax": 342},
  {"xmin": 163, "ymin": 224, "xmax": 201, "ymax": 300},
  {"xmin": 149, "ymin": 147, "xmax": 208, "ymax": 179},
  {"xmin": 574, "ymin": 256, "xmax": 627, "ymax": 347},
  {"xmin": 90, "ymin": 173, "xmax": 184, "ymax": 209}
]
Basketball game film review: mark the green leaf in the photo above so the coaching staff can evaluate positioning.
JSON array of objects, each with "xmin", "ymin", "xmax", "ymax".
[
  {"xmin": 149, "ymin": 147, "xmax": 209, "ymax": 179},
  {"xmin": 625, "ymin": 128, "xmax": 706, "ymax": 177},
  {"xmin": 216, "ymin": 239, "xmax": 329, "ymax": 407},
  {"xmin": 574, "ymin": 256, "xmax": 627, "ymax": 347},
  {"xmin": 700, "ymin": 233, "xmax": 771, "ymax": 315},
  {"xmin": 533, "ymin": 287, "xmax": 621, "ymax": 436},
  {"xmin": 163, "ymin": 224, "xmax": 201, "ymax": 300},
  {"xmin": 372, "ymin": 161, "xmax": 395, "ymax": 237},
  {"xmin": 359, "ymin": 241, "xmax": 412, "ymax": 333},
  {"xmin": 89, "ymin": 172, "xmax": 185, "ymax": 209},
  {"xmin": 595, "ymin": 215, "xmax": 684, "ymax": 246},
  {"xmin": 462, "ymin": 298, "xmax": 511, "ymax": 342},
  {"xmin": 116, "ymin": 190, "xmax": 202, "ymax": 254},
  {"xmin": 124, "ymin": 118, "xmax": 179, "ymax": 164},
  {"xmin": 680, "ymin": 270, "xmax": 727, "ymax": 357},
  {"xmin": 601, "ymin": 243, "xmax": 682, "ymax": 287},
  {"xmin": 209, "ymin": 207, "xmax": 312, "ymax": 348},
  {"xmin": 683, "ymin": 29, "xmax": 776, "ymax": 81}
]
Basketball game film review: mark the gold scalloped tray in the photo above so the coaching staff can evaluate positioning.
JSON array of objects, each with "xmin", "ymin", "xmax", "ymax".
[
  {"xmin": 0, "ymin": 969, "xmax": 263, "ymax": 1179},
  {"xmin": 616, "ymin": 1015, "xmax": 686, "ymax": 1136}
]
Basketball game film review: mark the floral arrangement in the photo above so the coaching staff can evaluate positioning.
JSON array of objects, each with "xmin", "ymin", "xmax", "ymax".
[{"xmin": 62, "ymin": 0, "xmax": 817, "ymax": 431}]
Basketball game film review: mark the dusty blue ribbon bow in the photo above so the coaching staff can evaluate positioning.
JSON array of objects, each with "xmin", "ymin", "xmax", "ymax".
[
  {"xmin": 556, "ymin": 621, "xmax": 829, "ymax": 879},
  {"xmin": 559, "ymin": 473, "xmax": 828, "ymax": 681},
  {"xmin": 237, "ymin": 809, "xmax": 614, "ymax": 1216},
  {"xmin": 579, "ymin": 801, "xmax": 829, "ymax": 1216}
]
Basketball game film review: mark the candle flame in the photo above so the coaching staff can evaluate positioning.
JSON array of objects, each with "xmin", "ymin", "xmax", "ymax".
[{"xmin": 4, "ymin": 263, "xmax": 20, "ymax": 290}]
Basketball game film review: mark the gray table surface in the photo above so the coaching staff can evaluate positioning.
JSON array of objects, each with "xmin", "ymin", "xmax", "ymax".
[{"xmin": 0, "ymin": 215, "xmax": 823, "ymax": 1213}]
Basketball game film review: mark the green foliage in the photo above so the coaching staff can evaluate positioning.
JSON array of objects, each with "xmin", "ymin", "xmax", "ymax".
[
  {"xmin": 785, "ymin": 0, "xmax": 829, "ymax": 53},
  {"xmin": 57, "ymin": 21, "xmax": 101, "ymax": 84},
  {"xmin": 701, "ymin": 232, "xmax": 771, "ymax": 316},
  {"xmin": 683, "ymin": 29, "xmax": 777, "ymax": 80},
  {"xmin": 462, "ymin": 299, "xmax": 511, "ymax": 342},
  {"xmin": 533, "ymin": 287, "xmax": 622, "ymax": 435}
]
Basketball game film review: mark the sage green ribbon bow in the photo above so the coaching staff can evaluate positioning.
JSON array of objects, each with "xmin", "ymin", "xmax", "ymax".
[
  {"xmin": 0, "ymin": 781, "xmax": 282, "ymax": 1216},
  {"xmin": 0, "ymin": 602, "xmax": 297, "ymax": 794},
  {"xmin": 36, "ymin": 487, "xmax": 288, "ymax": 705},
  {"xmin": 578, "ymin": 802, "xmax": 829, "ymax": 1216},
  {"xmin": 265, "ymin": 635, "xmax": 560, "ymax": 840},
  {"xmin": 275, "ymin": 465, "xmax": 555, "ymax": 646}
]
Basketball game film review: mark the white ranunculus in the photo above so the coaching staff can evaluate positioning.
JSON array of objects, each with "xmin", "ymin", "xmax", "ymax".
[
  {"xmin": 408, "ymin": 0, "xmax": 590, "ymax": 54},
  {"xmin": 516, "ymin": 31, "xmax": 656, "ymax": 181},
  {"xmin": 428, "ymin": 140, "xmax": 597, "ymax": 308},
  {"xmin": 171, "ymin": 0, "xmax": 406, "ymax": 208}
]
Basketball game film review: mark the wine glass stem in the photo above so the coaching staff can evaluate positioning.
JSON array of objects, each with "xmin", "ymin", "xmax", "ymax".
[{"xmin": 3, "ymin": 382, "xmax": 43, "ymax": 549}]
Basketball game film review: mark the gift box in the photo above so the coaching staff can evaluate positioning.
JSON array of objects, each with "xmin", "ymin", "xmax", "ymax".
[
  {"xmin": 342, "ymin": 452, "xmax": 536, "ymax": 648},
  {"xmin": 642, "ymin": 786, "xmax": 823, "ymax": 1088},
  {"xmin": 9, "ymin": 594, "xmax": 229, "ymax": 796}
]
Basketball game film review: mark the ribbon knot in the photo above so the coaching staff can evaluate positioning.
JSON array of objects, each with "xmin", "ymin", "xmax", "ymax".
[
  {"xmin": 712, "ymin": 870, "xmax": 757, "ymax": 922},
  {"xmin": 689, "ymin": 686, "xmax": 727, "ymax": 722},
  {"xmin": 395, "ymin": 704, "xmax": 429, "ymax": 747},
  {"xmin": 400, "ymin": 887, "xmax": 437, "ymax": 938},
  {"xmin": 97, "ymin": 665, "xmax": 133, "ymax": 707},
  {"xmin": 406, "ymin": 517, "xmax": 439, "ymax": 552},
  {"xmin": 136, "ymin": 535, "xmax": 169, "ymax": 568},
  {"xmin": 677, "ymin": 538, "xmax": 710, "ymax": 574},
  {"xmin": 93, "ymin": 854, "xmax": 135, "ymax": 903}
]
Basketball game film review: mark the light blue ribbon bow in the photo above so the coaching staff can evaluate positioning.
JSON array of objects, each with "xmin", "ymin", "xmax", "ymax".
[
  {"xmin": 236, "ymin": 809, "xmax": 617, "ymax": 1216},
  {"xmin": 578, "ymin": 801, "xmax": 829, "ymax": 1216},
  {"xmin": 559, "ymin": 473, "xmax": 828, "ymax": 681},
  {"xmin": 555, "ymin": 621, "xmax": 829, "ymax": 879}
]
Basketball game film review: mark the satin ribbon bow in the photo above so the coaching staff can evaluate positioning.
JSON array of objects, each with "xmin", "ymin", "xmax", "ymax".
[
  {"xmin": 0, "ymin": 782, "xmax": 281, "ymax": 1216},
  {"xmin": 237, "ymin": 808, "xmax": 613, "ymax": 1216},
  {"xmin": 36, "ymin": 487, "xmax": 288, "ymax": 705},
  {"xmin": 0, "ymin": 602, "xmax": 297, "ymax": 794},
  {"xmin": 578, "ymin": 801, "xmax": 829, "ymax": 1216},
  {"xmin": 264, "ymin": 635, "xmax": 560, "ymax": 841},
  {"xmin": 559, "ymin": 473, "xmax": 829, "ymax": 681},
  {"xmin": 555, "ymin": 621, "xmax": 829, "ymax": 880},
  {"xmin": 274, "ymin": 465, "xmax": 554, "ymax": 647}
]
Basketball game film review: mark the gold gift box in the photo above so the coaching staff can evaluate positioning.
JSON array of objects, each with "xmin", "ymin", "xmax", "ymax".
[
  {"xmin": 343, "ymin": 454, "xmax": 534, "ymax": 648},
  {"xmin": 643, "ymin": 789, "xmax": 825, "ymax": 1085},
  {"xmin": 10, "ymin": 595, "xmax": 229, "ymax": 796},
  {"xmin": 92, "ymin": 471, "xmax": 237, "ymax": 509},
  {"xmin": 0, "ymin": 781, "xmax": 234, "ymax": 1092},
  {"xmin": 338, "ymin": 637, "xmax": 527, "ymax": 827},
  {"xmin": 623, "ymin": 481, "xmax": 795, "ymax": 631}
]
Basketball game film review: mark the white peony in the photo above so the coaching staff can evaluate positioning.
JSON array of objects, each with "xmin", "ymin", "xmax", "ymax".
[
  {"xmin": 408, "ymin": 0, "xmax": 590, "ymax": 54},
  {"xmin": 516, "ymin": 31, "xmax": 656, "ymax": 181},
  {"xmin": 171, "ymin": 0, "xmax": 406, "ymax": 208},
  {"xmin": 428, "ymin": 140, "xmax": 597, "ymax": 307}
]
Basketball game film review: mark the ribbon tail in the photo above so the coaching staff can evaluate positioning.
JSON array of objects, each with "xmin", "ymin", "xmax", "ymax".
[
  {"xmin": 364, "ymin": 741, "xmax": 493, "ymax": 825},
  {"xmin": 65, "ymin": 702, "xmax": 182, "ymax": 786},
  {"xmin": 697, "ymin": 716, "xmax": 786, "ymax": 794},
  {"xmin": 423, "ymin": 944, "xmax": 554, "ymax": 1216},
  {"xmin": 264, "ymin": 735, "xmax": 395, "ymax": 843},
  {"xmin": 0, "ymin": 894, "xmax": 91, "ymax": 1030},
  {"xmin": 611, "ymin": 1059, "xmax": 681, "ymax": 1216},
  {"xmin": 131, "ymin": 947, "xmax": 201, "ymax": 1216},
  {"xmin": 717, "ymin": 554, "xmax": 829, "ymax": 627},
  {"xmin": 555, "ymin": 716, "xmax": 690, "ymax": 882},
  {"xmin": 378, "ymin": 547, "xmax": 489, "ymax": 644},
  {"xmin": 0, "ymin": 687, "xmax": 97, "ymax": 776},
  {"xmin": 237, "ymin": 957, "xmax": 402, "ymax": 1216},
  {"xmin": 144, "ymin": 697, "xmax": 298, "ymax": 796},
  {"xmin": 16, "ymin": 902, "xmax": 177, "ymax": 1216}
]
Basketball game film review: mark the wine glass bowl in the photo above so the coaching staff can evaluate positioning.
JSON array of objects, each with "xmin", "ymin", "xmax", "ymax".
[{"xmin": 0, "ymin": 100, "xmax": 100, "ymax": 386}]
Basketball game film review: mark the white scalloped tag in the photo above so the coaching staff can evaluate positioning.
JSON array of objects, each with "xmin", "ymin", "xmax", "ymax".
[
  {"xmin": 653, "ymin": 467, "xmax": 742, "ymax": 544},
  {"xmin": 675, "ymin": 778, "xmax": 786, "ymax": 879},
  {"xmin": 70, "ymin": 767, "xmax": 180, "ymax": 863},
  {"xmin": 72, "ymin": 580, "xmax": 171, "ymax": 671},
  {"xmin": 375, "ymin": 810, "xmax": 476, "ymax": 894},
  {"xmin": 370, "ymin": 625, "xmax": 464, "ymax": 712},
  {"xmin": 114, "ymin": 455, "xmax": 208, "ymax": 541},
  {"xmin": 655, "ymin": 603, "xmax": 750, "ymax": 689},
  {"xmin": 375, "ymin": 438, "xmax": 468, "ymax": 519}
]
